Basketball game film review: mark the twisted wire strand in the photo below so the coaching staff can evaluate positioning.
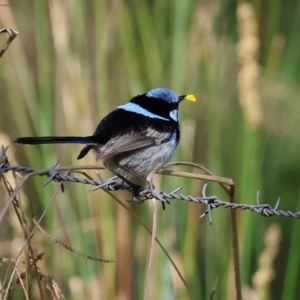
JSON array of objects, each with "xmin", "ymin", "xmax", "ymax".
[{"xmin": 1, "ymin": 146, "xmax": 300, "ymax": 219}]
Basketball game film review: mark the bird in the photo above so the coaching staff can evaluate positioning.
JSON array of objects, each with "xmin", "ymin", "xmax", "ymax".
[{"xmin": 15, "ymin": 87, "xmax": 196, "ymax": 197}]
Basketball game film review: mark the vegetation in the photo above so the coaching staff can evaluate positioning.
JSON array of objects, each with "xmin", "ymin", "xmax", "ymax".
[{"xmin": 1, "ymin": 0, "xmax": 300, "ymax": 299}]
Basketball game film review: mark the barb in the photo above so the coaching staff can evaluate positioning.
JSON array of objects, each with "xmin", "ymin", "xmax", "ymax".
[
  {"xmin": 0, "ymin": 28, "xmax": 18, "ymax": 58},
  {"xmin": 1, "ymin": 146, "xmax": 300, "ymax": 219}
]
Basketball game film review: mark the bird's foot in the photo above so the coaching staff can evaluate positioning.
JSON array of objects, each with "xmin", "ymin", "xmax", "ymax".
[
  {"xmin": 127, "ymin": 182, "xmax": 145, "ymax": 197},
  {"xmin": 128, "ymin": 181, "xmax": 170, "ymax": 209}
]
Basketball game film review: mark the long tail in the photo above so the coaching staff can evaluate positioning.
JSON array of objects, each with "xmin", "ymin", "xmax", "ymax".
[{"xmin": 14, "ymin": 136, "xmax": 96, "ymax": 145}]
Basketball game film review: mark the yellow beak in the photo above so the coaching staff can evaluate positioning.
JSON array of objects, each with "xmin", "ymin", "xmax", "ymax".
[{"xmin": 184, "ymin": 94, "xmax": 196, "ymax": 102}]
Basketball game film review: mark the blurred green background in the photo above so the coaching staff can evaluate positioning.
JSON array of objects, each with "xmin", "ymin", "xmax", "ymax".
[{"xmin": 1, "ymin": 0, "xmax": 300, "ymax": 299}]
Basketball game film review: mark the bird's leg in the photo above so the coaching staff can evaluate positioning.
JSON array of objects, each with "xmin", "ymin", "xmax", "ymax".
[
  {"xmin": 120, "ymin": 165, "xmax": 148, "ymax": 185},
  {"xmin": 120, "ymin": 166, "xmax": 158, "ymax": 191},
  {"xmin": 112, "ymin": 170, "xmax": 144, "ymax": 196},
  {"xmin": 121, "ymin": 167, "xmax": 168, "ymax": 207},
  {"xmin": 116, "ymin": 165, "xmax": 156, "ymax": 201},
  {"xmin": 120, "ymin": 166, "xmax": 157, "ymax": 193},
  {"xmin": 116, "ymin": 166, "xmax": 168, "ymax": 207}
]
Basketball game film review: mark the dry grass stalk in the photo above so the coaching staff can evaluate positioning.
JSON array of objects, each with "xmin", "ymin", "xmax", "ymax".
[
  {"xmin": 237, "ymin": 3, "xmax": 262, "ymax": 129},
  {"xmin": 252, "ymin": 223, "xmax": 281, "ymax": 300}
]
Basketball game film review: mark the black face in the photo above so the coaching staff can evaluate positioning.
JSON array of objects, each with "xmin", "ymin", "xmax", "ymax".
[{"xmin": 130, "ymin": 94, "xmax": 179, "ymax": 121}]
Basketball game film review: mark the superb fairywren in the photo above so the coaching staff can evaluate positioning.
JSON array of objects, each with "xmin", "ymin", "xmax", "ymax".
[{"xmin": 15, "ymin": 87, "xmax": 196, "ymax": 191}]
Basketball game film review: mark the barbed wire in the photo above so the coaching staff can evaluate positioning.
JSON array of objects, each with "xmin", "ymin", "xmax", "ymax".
[
  {"xmin": 0, "ymin": 28, "xmax": 18, "ymax": 58},
  {"xmin": 1, "ymin": 146, "xmax": 300, "ymax": 221}
]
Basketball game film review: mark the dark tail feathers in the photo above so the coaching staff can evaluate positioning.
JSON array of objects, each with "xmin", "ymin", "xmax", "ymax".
[
  {"xmin": 15, "ymin": 136, "xmax": 97, "ymax": 159},
  {"xmin": 14, "ymin": 136, "xmax": 95, "ymax": 145}
]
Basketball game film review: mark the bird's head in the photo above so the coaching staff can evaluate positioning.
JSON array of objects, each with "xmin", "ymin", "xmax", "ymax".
[
  {"xmin": 146, "ymin": 87, "xmax": 196, "ymax": 105},
  {"xmin": 118, "ymin": 87, "xmax": 196, "ymax": 122}
]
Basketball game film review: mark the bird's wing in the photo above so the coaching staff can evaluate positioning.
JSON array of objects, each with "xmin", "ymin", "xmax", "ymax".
[{"xmin": 96, "ymin": 128, "xmax": 167, "ymax": 160}]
